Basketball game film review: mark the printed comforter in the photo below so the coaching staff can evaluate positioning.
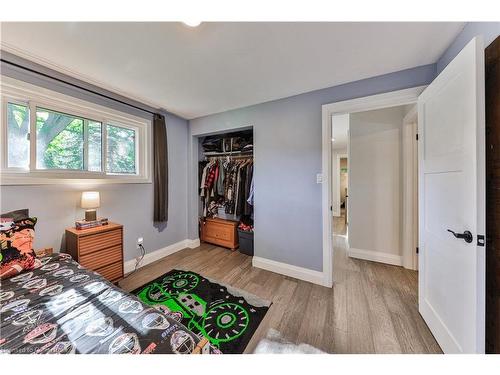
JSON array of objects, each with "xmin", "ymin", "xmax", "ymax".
[{"xmin": 0, "ymin": 253, "xmax": 202, "ymax": 354}]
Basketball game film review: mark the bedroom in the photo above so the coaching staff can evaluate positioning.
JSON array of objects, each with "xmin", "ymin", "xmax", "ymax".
[{"xmin": 1, "ymin": 1, "xmax": 499, "ymax": 373}]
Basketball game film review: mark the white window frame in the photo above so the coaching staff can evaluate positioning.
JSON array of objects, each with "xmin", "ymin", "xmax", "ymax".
[{"xmin": 0, "ymin": 76, "xmax": 152, "ymax": 185}]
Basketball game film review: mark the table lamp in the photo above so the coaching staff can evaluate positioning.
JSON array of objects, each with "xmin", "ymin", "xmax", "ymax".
[{"xmin": 81, "ymin": 191, "xmax": 100, "ymax": 221}]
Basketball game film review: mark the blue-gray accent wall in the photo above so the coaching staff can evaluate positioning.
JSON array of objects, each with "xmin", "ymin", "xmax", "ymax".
[
  {"xmin": 436, "ymin": 22, "xmax": 500, "ymax": 74},
  {"xmin": 188, "ymin": 64, "xmax": 436, "ymax": 272}
]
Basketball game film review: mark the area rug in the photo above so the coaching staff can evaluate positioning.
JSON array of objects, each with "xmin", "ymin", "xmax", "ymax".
[{"xmin": 132, "ymin": 269, "xmax": 270, "ymax": 354}]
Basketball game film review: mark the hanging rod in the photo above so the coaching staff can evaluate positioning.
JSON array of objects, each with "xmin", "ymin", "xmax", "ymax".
[{"xmin": 203, "ymin": 150, "xmax": 253, "ymax": 157}]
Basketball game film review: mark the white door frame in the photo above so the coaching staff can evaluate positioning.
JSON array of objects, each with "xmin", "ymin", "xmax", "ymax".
[
  {"xmin": 321, "ymin": 86, "xmax": 426, "ymax": 287},
  {"xmin": 402, "ymin": 105, "xmax": 419, "ymax": 270}
]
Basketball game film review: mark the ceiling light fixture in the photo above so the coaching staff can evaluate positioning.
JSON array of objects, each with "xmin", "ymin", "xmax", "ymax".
[{"xmin": 183, "ymin": 20, "xmax": 201, "ymax": 27}]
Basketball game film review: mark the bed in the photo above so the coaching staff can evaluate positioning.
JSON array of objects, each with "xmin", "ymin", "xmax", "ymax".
[{"xmin": 0, "ymin": 253, "xmax": 211, "ymax": 354}]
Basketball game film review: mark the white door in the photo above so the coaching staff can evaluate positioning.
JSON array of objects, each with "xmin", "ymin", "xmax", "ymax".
[{"xmin": 418, "ymin": 37, "xmax": 485, "ymax": 353}]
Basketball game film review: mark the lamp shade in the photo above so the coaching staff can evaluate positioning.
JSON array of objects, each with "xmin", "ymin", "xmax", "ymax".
[{"xmin": 81, "ymin": 191, "xmax": 100, "ymax": 209}]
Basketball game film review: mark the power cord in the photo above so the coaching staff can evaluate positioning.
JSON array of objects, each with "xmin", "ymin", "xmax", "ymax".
[{"xmin": 124, "ymin": 243, "xmax": 145, "ymax": 278}]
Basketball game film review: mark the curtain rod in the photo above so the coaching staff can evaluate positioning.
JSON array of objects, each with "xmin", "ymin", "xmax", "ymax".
[{"xmin": 0, "ymin": 58, "xmax": 158, "ymax": 116}]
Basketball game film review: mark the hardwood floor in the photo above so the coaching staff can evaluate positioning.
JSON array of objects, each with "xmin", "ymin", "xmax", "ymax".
[{"xmin": 119, "ymin": 225, "xmax": 441, "ymax": 353}]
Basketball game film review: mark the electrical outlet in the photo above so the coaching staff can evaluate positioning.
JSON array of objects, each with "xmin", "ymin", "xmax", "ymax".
[
  {"xmin": 137, "ymin": 237, "xmax": 143, "ymax": 249},
  {"xmin": 316, "ymin": 173, "xmax": 323, "ymax": 184}
]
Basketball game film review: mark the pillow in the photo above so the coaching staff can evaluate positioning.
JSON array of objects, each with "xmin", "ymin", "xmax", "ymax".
[
  {"xmin": 0, "ymin": 217, "xmax": 37, "ymax": 279},
  {"xmin": 0, "ymin": 208, "xmax": 30, "ymax": 221},
  {"xmin": 0, "ymin": 218, "xmax": 15, "ymax": 232},
  {"xmin": 0, "ymin": 209, "xmax": 30, "ymax": 231}
]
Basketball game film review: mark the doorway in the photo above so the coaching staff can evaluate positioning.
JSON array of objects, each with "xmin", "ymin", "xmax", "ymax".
[
  {"xmin": 331, "ymin": 104, "xmax": 418, "ymax": 269},
  {"xmin": 338, "ymin": 156, "xmax": 348, "ymax": 227},
  {"xmin": 332, "ymin": 113, "xmax": 349, "ymax": 238},
  {"xmin": 321, "ymin": 86, "xmax": 425, "ymax": 287}
]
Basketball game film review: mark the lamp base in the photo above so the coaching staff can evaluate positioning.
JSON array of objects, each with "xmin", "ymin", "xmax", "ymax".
[{"xmin": 85, "ymin": 209, "xmax": 97, "ymax": 221}]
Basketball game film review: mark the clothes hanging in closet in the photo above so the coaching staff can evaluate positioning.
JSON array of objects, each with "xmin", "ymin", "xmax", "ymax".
[{"xmin": 199, "ymin": 158, "xmax": 253, "ymax": 218}]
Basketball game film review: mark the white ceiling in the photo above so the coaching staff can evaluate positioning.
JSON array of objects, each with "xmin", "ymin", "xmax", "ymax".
[{"xmin": 0, "ymin": 22, "xmax": 465, "ymax": 119}]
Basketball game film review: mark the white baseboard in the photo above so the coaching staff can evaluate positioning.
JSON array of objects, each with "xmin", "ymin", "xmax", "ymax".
[
  {"xmin": 185, "ymin": 238, "xmax": 201, "ymax": 249},
  {"xmin": 252, "ymin": 256, "xmax": 325, "ymax": 286},
  {"xmin": 124, "ymin": 238, "xmax": 199, "ymax": 274},
  {"xmin": 347, "ymin": 247, "xmax": 403, "ymax": 266}
]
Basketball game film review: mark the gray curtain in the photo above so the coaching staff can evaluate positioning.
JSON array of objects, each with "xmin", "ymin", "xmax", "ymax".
[{"xmin": 153, "ymin": 113, "xmax": 168, "ymax": 222}]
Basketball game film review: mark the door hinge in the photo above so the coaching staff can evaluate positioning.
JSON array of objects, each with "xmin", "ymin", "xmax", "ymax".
[
  {"xmin": 416, "ymin": 246, "xmax": 419, "ymax": 254},
  {"xmin": 477, "ymin": 235, "xmax": 485, "ymax": 247},
  {"xmin": 416, "ymin": 133, "xmax": 419, "ymax": 141}
]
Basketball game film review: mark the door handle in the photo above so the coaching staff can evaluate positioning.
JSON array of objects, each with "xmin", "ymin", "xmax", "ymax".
[{"xmin": 447, "ymin": 229, "xmax": 473, "ymax": 243}]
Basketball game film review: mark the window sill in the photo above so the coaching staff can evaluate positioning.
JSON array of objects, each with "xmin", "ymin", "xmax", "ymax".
[{"xmin": 0, "ymin": 173, "xmax": 152, "ymax": 186}]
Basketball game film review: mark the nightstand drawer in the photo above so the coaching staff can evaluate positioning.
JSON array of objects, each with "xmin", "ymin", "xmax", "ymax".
[
  {"xmin": 65, "ymin": 222, "xmax": 124, "ymax": 282},
  {"xmin": 79, "ymin": 229, "xmax": 122, "ymax": 255},
  {"xmin": 79, "ymin": 245, "xmax": 122, "ymax": 270},
  {"xmin": 96, "ymin": 261, "xmax": 123, "ymax": 282}
]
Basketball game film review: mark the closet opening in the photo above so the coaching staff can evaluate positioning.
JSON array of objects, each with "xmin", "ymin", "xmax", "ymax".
[{"xmin": 197, "ymin": 128, "xmax": 254, "ymax": 256}]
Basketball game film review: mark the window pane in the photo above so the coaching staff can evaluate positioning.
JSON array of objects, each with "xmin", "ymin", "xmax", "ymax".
[
  {"xmin": 88, "ymin": 121, "xmax": 102, "ymax": 172},
  {"xmin": 106, "ymin": 124, "xmax": 136, "ymax": 174},
  {"xmin": 7, "ymin": 103, "xmax": 30, "ymax": 168},
  {"xmin": 36, "ymin": 108, "xmax": 84, "ymax": 170}
]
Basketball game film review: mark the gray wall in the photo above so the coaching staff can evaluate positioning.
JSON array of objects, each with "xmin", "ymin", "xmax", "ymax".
[
  {"xmin": 436, "ymin": 22, "xmax": 500, "ymax": 74},
  {"xmin": 348, "ymin": 106, "xmax": 405, "ymax": 257},
  {"xmin": 188, "ymin": 64, "xmax": 436, "ymax": 272},
  {"xmin": 0, "ymin": 62, "xmax": 190, "ymax": 262}
]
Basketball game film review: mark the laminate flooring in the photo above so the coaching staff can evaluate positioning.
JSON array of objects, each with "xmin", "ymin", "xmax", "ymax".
[{"xmin": 119, "ymin": 218, "xmax": 441, "ymax": 354}]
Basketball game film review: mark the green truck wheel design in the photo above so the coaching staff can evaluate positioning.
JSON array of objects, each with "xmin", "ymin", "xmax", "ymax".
[{"xmin": 136, "ymin": 271, "xmax": 252, "ymax": 348}]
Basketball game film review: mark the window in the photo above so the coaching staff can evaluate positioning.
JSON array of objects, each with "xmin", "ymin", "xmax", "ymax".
[
  {"xmin": 88, "ymin": 121, "xmax": 102, "ymax": 172},
  {"xmin": 7, "ymin": 102, "xmax": 30, "ymax": 169},
  {"xmin": 36, "ymin": 108, "xmax": 85, "ymax": 170},
  {"xmin": 106, "ymin": 124, "xmax": 136, "ymax": 174},
  {"xmin": 1, "ymin": 77, "xmax": 151, "ymax": 184}
]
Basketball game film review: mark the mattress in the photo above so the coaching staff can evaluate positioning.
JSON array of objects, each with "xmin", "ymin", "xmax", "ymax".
[{"xmin": 0, "ymin": 253, "xmax": 205, "ymax": 354}]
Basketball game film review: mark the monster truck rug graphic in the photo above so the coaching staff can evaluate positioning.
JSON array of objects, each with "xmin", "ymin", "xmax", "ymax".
[{"xmin": 133, "ymin": 270, "xmax": 270, "ymax": 354}]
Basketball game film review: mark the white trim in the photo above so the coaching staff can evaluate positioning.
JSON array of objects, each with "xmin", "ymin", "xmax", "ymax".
[
  {"xmin": 0, "ymin": 75, "xmax": 152, "ymax": 185},
  {"xmin": 403, "ymin": 103, "xmax": 418, "ymax": 124},
  {"xmin": 252, "ymin": 256, "xmax": 325, "ymax": 286},
  {"xmin": 186, "ymin": 238, "xmax": 201, "ymax": 249},
  {"xmin": 1, "ymin": 42, "xmax": 166, "ymax": 113},
  {"xmin": 321, "ymin": 105, "xmax": 334, "ymax": 288},
  {"xmin": 347, "ymin": 247, "xmax": 403, "ymax": 267},
  {"xmin": 321, "ymin": 86, "xmax": 426, "ymax": 288},
  {"xmin": 402, "ymin": 105, "xmax": 419, "ymax": 270},
  {"xmin": 124, "ymin": 238, "xmax": 200, "ymax": 274}
]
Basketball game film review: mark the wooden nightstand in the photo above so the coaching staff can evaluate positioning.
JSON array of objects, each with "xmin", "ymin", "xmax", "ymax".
[{"xmin": 65, "ymin": 222, "xmax": 124, "ymax": 283}]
